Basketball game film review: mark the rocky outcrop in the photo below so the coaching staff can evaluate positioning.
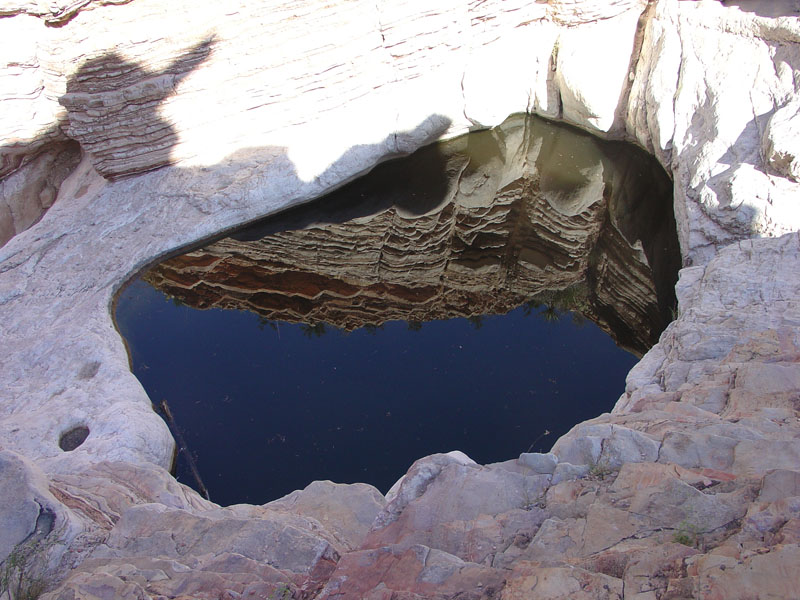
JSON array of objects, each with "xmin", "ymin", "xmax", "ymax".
[
  {"xmin": 1, "ymin": 0, "xmax": 800, "ymax": 598},
  {"xmin": 0, "ymin": 141, "xmax": 81, "ymax": 246},
  {"xmin": 142, "ymin": 114, "xmax": 678, "ymax": 355}
]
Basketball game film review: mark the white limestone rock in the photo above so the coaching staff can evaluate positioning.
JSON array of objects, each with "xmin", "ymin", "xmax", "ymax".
[
  {"xmin": 555, "ymin": 9, "xmax": 642, "ymax": 133},
  {"xmin": 627, "ymin": 1, "xmax": 800, "ymax": 264},
  {"xmin": 763, "ymin": 98, "xmax": 800, "ymax": 182}
]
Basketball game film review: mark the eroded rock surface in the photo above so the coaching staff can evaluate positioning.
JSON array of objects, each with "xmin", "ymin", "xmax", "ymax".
[{"xmin": 1, "ymin": 0, "xmax": 800, "ymax": 598}]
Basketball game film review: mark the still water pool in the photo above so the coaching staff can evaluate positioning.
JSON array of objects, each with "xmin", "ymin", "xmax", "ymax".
[{"xmin": 115, "ymin": 114, "xmax": 679, "ymax": 506}]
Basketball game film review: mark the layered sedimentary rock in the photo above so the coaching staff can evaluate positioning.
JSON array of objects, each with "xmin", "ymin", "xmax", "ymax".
[
  {"xmin": 0, "ymin": 140, "xmax": 81, "ymax": 246},
  {"xmin": 0, "ymin": 0, "xmax": 800, "ymax": 598},
  {"xmin": 143, "ymin": 114, "xmax": 678, "ymax": 355}
]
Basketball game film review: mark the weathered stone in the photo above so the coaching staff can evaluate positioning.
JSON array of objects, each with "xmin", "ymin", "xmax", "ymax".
[
  {"xmin": 758, "ymin": 470, "xmax": 800, "ymax": 503},
  {"xmin": 657, "ymin": 431, "xmax": 738, "ymax": 472},
  {"xmin": 502, "ymin": 561, "xmax": 623, "ymax": 600},
  {"xmin": 380, "ymin": 451, "xmax": 476, "ymax": 527},
  {"xmin": 0, "ymin": 451, "xmax": 54, "ymax": 562},
  {"xmin": 764, "ymin": 98, "xmax": 800, "ymax": 182},
  {"xmin": 92, "ymin": 503, "xmax": 341, "ymax": 575},
  {"xmin": 267, "ymin": 480, "xmax": 386, "ymax": 550},
  {"xmin": 40, "ymin": 554, "xmax": 300, "ymax": 600},
  {"xmin": 551, "ymin": 462, "xmax": 591, "ymax": 485},
  {"xmin": 552, "ymin": 423, "xmax": 660, "ymax": 469},
  {"xmin": 518, "ymin": 452, "xmax": 558, "ymax": 475},
  {"xmin": 611, "ymin": 463, "xmax": 751, "ymax": 535},
  {"xmin": 0, "ymin": 141, "xmax": 81, "ymax": 247},
  {"xmin": 317, "ymin": 544, "xmax": 506, "ymax": 600},
  {"xmin": 368, "ymin": 454, "xmax": 551, "ymax": 563},
  {"xmin": 617, "ymin": 542, "xmax": 698, "ymax": 600},
  {"xmin": 687, "ymin": 545, "xmax": 800, "ymax": 599}
]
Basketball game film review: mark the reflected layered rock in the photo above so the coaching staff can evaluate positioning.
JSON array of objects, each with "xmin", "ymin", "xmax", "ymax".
[{"xmin": 143, "ymin": 114, "xmax": 679, "ymax": 356}]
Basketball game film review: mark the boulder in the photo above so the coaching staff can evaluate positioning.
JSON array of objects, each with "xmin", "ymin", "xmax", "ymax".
[
  {"xmin": 267, "ymin": 480, "xmax": 386, "ymax": 550},
  {"xmin": 763, "ymin": 99, "xmax": 800, "ymax": 182}
]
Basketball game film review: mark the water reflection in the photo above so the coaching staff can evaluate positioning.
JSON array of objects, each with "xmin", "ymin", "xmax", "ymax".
[
  {"xmin": 116, "ymin": 114, "xmax": 680, "ymax": 504},
  {"xmin": 145, "ymin": 114, "xmax": 678, "ymax": 356}
]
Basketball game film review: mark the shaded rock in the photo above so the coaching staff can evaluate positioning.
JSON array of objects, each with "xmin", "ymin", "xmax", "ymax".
[
  {"xmin": 0, "ymin": 141, "xmax": 81, "ymax": 247},
  {"xmin": 551, "ymin": 462, "xmax": 591, "ymax": 485},
  {"xmin": 615, "ymin": 542, "xmax": 698, "ymax": 599},
  {"xmin": 764, "ymin": 99, "xmax": 800, "ymax": 182},
  {"xmin": 267, "ymin": 480, "xmax": 386, "ymax": 550},
  {"xmin": 687, "ymin": 544, "xmax": 800, "ymax": 599},
  {"xmin": 0, "ymin": 451, "xmax": 58, "ymax": 563},
  {"xmin": 758, "ymin": 470, "xmax": 800, "ymax": 503},
  {"xmin": 380, "ymin": 451, "xmax": 477, "ymax": 527},
  {"xmin": 520, "ymin": 517, "xmax": 584, "ymax": 562},
  {"xmin": 92, "ymin": 503, "xmax": 341, "ymax": 576},
  {"xmin": 40, "ymin": 554, "xmax": 300, "ymax": 600},
  {"xmin": 552, "ymin": 423, "xmax": 660, "ymax": 469},
  {"xmin": 658, "ymin": 431, "xmax": 738, "ymax": 472},
  {"xmin": 317, "ymin": 544, "xmax": 506, "ymax": 600},
  {"xmin": 368, "ymin": 454, "xmax": 551, "ymax": 565},
  {"xmin": 518, "ymin": 452, "xmax": 558, "ymax": 475},
  {"xmin": 732, "ymin": 439, "xmax": 800, "ymax": 476},
  {"xmin": 42, "ymin": 571, "xmax": 150, "ymax": 600},
  {"xmin": 0, "ymin": 450, "xmax": 84, "ymax": 572},
  {"xmin": 610, "ymin": 463, "xmax": 752, "ymax": 535},
  {"xmin": 502, "ymin": 561, "xmax": 623, "ymax": 600}
]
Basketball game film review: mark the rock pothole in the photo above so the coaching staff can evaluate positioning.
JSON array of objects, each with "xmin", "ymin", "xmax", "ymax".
[{"xmin": 59, "ymin": 425, "xmax": 90, "ymax": 451}]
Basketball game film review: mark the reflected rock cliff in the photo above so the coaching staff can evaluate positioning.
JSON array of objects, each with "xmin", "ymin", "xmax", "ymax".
[{"xmin": 143, "ymin": 114, "xmax": 679, "ymax": 356}]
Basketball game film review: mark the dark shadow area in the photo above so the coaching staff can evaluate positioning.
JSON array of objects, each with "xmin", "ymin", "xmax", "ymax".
[
  {"xmin": 59, "ymin": 36, "xmax": 215, "ymax": 178},
  {"xmin": 720, "ymin": 0, "xmax": 800, "ymax": 18},
  {"xmin": 0, "ymin": 139, "xmax": 81, "ymax": 247},
  {"xmin": 58, "ymin": 425, "xmax": 90, "ymax": 451}
]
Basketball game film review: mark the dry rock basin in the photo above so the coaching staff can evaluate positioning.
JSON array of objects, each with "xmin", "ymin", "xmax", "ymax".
[{"xmin": 2, "ymin": 0, "xmax": 800, "ymax": 598}]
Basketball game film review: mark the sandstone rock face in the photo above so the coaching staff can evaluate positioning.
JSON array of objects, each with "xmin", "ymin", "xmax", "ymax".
[
  {"xmin": 1, "ymin": 0, "xmax": 800, "ymax": 598},
  {"xmin": 0, "ymin": 141, "xmax": 81, "ymax": 246}
]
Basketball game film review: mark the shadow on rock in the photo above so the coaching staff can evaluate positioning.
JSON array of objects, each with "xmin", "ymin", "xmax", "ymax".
[
  {"xmin": 720, "ymin": 0, "xmax": 800, "ymax": 18},
  {"xmin": 59, "ymin": 36, "xmax": 216, "ymax": 178}
]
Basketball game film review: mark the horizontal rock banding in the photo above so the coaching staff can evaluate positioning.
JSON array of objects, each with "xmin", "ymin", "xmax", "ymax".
[{"xmin": 143, "ymin": 114, "xmax": 677, "ymax": 355}]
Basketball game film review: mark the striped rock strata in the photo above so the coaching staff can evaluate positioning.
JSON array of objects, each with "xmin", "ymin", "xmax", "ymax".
[{"xmin": 143, "ymin": 114, "xmax": 678, "ymax": 356}]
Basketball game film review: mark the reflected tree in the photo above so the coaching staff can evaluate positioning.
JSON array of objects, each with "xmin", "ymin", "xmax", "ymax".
[{"xmin": 300, "ymin": 323, "xmax": 327, "ymax": 338}]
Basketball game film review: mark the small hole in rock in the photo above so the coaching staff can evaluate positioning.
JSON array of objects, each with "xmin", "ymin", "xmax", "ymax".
[
  {"xmin": 59, "ymin": 425, "xmax": 90, "ymax": 451},
  {"xmin": 78, "ymin": 360, "xmax": 101, "ymax": 380}
]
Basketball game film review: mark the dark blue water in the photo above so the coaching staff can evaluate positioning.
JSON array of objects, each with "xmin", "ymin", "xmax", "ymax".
[
  {"xmin": 117, "ymin": 278, "xmax": 637, "ymax": 506},
  {"xmin": 115, "ymin": 113, "xmax": 678, "ymax": 506}
]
